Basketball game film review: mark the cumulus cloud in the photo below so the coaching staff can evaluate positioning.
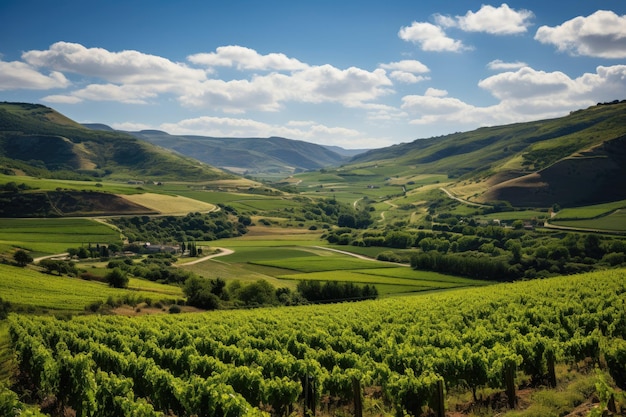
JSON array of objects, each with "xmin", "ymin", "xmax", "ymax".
[
  {"xmin": 400, "ymin": 64, "xmax": 626, "ymax": 131},
  {"xmin": 380, "ymin": 60, "xmax": 430, "ymax": 83},
  {"xmin": 15, "ymin": 42, "xmax": 394, "ymax": 114},
  {"xmin": 487, "ymin": 59, "xmax": 528, "ymax": 71},
  {"xmin": 535, "ymin": 10, "xmax": 626, "ymax": 58},
  {"xmin": 436, "ymin": 4, "xmax": 534, "ymax": 35},
  {"xmin": 42, "ymin": 95, "xmax": 83, "ymax": 104},
  {"xmin": 22, "ymin": 41, "xmax": 206, "ymax": 85},
  {"xmin": 0, "ymin": 60, "xmax": 69, "ymax": 90},
  {"xmin": 478, "ymin": 67, "xmax": 575, "ymax": 100},
  {"xmin": 180, "ymin": 65, "xmax": 393, "ymax": 112},
  {"xmin": 188, "ymin": 45, "xmax": 309, "ymax": 71},
  {"xmin": 398, "ymin": 21, "xmax": 467, "ymax": 52}
]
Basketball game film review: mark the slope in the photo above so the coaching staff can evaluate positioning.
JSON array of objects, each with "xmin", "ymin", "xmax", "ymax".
[
  {"xmin": 0, "ymin": 102, "xmax": 231, "ymax": 181},
  {"xmin": 128, "ymin": 130, "xmax": 348, "ymax": 176},
  {"xmin": 348, "ymin": 100, "xmax": 626, "ymax": 207}
]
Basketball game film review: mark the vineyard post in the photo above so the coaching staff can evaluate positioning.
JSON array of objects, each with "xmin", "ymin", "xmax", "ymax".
[
  {"xmin": 303, "ymin": 375, "xmax": 316, "ymax": 417},
  {"xmin": 546, "ymin": 349, "xmax": 557, "ymax": 388},
  {"xmin": 352, "ymin": 377, "xmax": 362, "ymax": 417},
  {"xmin": 504, "ymin": 361, "xmax": 516, "ymax": 409},
  {"xmin": 434, "ymin": 379, "xmax": 445, "ymax": 417}
]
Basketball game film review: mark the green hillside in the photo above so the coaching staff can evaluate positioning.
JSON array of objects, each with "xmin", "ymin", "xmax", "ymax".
[
  {"xmin": 0, "ymin": 102, "xmax": 231, "ymax": 181},
  {"xmin": 342, "ymin": 100, "xmax": 626, "ymax": 207}
]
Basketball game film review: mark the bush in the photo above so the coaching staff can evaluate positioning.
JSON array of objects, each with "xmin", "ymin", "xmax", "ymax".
[
  {"xmin": 105, "ymin": 268, "xmax": 129, "ymax": 288},
  {"xmin": 13, "ymin": 249, "xmax": 33, "ymax": 267}
]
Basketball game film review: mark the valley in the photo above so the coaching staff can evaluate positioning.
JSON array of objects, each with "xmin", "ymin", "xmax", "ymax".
[{"xmin": 0, "ymin": 101, "xmax": 625, "ymax": 416}]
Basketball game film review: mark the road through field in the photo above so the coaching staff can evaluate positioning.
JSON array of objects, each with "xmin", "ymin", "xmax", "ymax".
[
  {"xmin": 312, "ymin": 245, "xmax": 410, "ymax": 266},
  {"xmin": 176, "ymin": 248, "xmax": 234, "ymax": 266}
]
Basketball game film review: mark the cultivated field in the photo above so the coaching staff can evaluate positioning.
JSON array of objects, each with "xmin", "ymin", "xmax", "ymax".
[
  {"xmin": 121, "ymin": 193, "xmax": 217, "ymax": 215},
  {"xmin": 0, "ymin": 263, "xmax": 182, "ymax": 312},
  {"xmin": 0, "ymin": 218, "xmax": 121, "ymax": 256}
]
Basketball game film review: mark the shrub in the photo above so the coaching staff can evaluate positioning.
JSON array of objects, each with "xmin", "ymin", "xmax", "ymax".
[{"xmin": 105, "ymin": 268, "xmax": 129, "ymax": 288}]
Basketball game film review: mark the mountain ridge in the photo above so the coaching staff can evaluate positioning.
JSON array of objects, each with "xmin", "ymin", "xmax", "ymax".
[
  {"xmin": 346, "ymin": 100, "xmax": 626, "ymax": 207},
  {"xmin": 0, "ymin": 102, "xmax": 230, "ymax": 181}
]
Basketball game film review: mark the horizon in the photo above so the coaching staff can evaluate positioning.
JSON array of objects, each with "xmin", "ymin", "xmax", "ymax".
[{"xmin": 1, "ymin": 1, "xmax": 626, "ymax": 149}]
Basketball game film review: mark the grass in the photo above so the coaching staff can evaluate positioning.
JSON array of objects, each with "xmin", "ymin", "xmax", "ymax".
[
  {"xmin": 0, "ymin": 263, "xmax": 181, "ymax": 312},
  {"xmin": 0, "ymin": 173, "xmax": 146, "ymax": 195},
  {"xmin": 194, "ymin": 236, "xmax": 492, "ymax": 296},
  {"xmin": 554, "ymin": 200, "xmax": 626, "ymax": 220},
  {"xmin": 551, "ymin": 209, "xmax": 626, "ymax": 232},
  {"xmin": 0, "ymin": 218, "xmax": 121, "ymax": 256},
  {"xmin": 121, "ymin": 192, "xmax": 217, "ymax": 214},
  {"xmin": 251, "ymin": 255, "xmax": 397, "ymax": 272}
]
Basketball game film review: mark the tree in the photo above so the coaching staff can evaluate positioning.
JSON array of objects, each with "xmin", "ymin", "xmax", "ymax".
[
  {"xmin": 13, "ymin": 250, "xmax": 33, "ymax": 267},
  {"xmin": 106, "ymin": 268, "xmax": 129, "ymax": 288}
]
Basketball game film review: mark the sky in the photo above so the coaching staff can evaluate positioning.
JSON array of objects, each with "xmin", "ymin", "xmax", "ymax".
[{"xmin": 1, "ymin": 1, "xmax": 626, "ymax": 149}]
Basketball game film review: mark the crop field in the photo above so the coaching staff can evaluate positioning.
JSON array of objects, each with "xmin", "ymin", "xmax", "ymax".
[
  {"xmin": 0, "ymin": 263, "xmax": 181, "ymax": 311},
  {"xmin": 8, "ymin": 269, "xmax": 625, "ymax": 417},
  {"xmin": 551, "ymin": 209, "xmax": 626, "ymax": 232},
  {"xmin": 554, "ymin": 200, "xmax": 626, "ymax": 220},
  {"xmin": 251, "ymin": 255, "xmax": 396, "ymax": 272},
  {"xmin": 121, "ymin": 193, "xmax": 217, "ymax": 215},
  {"xmin": 0, "ymin": 173, "xmax": 146, "ymax": 195},
  {"xmin": 195, "ymin": 239, "xmax": 489, "ymax": 295},
  {"xmin": 0, "ymin": 218, "xmax": 121, "ymax": 256}
]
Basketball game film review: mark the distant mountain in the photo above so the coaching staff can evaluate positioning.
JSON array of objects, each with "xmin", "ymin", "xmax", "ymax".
[
  {"xmin": 0, "ymin": 102, "xmax": 230, "ymax": 181},
  {"xmin": 127, "ymin": 131, "xmax": 350, "ymax": 176},
  {"xmin": 322, "ymin": 145, "xmax": 368, "ymax": 158},
  {"xmin": 348, "ymin": 101, "xmax": 626, "ymax": 207}
]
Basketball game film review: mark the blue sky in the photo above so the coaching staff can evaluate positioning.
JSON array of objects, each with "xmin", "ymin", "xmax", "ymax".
[{"xmin": 1, "ymin": 1, "xmax": 626, "ymax": 149}]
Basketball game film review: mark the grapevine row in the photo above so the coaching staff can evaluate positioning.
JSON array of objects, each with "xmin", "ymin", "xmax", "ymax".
[{"xmin": 8, "ymin": 269, "xmax": 626, "ymax": 416}]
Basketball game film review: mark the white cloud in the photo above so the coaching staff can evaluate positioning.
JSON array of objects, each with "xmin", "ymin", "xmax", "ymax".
[
  {"xmin": 42, "ymin": 94, "xmax": 82, "ymax": 104},
  {"xmin": 45, "ymin": 83, "xmax": 159, "ymax": 105},
  {"xmin": 436, "ymin": 4, "xmax": 534, "ymax": 35},
  {"xmin": 380, "ymin": 60, "xmax": 429, "ymax": 74},
  {"xmin": 0, "ymin": 60, "xmax": 69, "ymax": 90},
  {"xmin": 111, "ymin": 122, "xmax": 154, "ymax": 131},
  {"xmin": 487, "ymin": 59, "xmax": 528, "ymax": 71},
  {"xmin": 380, "ymin": 60, "xmax": 430, "ymax": 84},
  {"xmin": 188, "ymin": 45, "xmax": 309, "ymax": 71},
  {"xmin": 478, "ymin": 67, "xmax": 574, "ymax": 100},
  {"xmin": 389, "ymin": 71, "xmax": 428, "ymax": 83},
  {"xmin": 22, "ymin": 41, "xmax": 206, "ymax": 85},
  {"xmin": 180, "ymin": 65, "xmax": 393, "ymax": 111},
  {"xmin": 424, "ymin": 88, "xmax": 448, "ymax": 97},
  {"xmin": 400, "ymin": 64, "xmax": 626, "ymax": 131},
  {"xmin": 535, "ymin": 10, "xmax": 626, "ymax": 58},
  {"xmin": 398, "ymin": 22, "xmax": 467, "ymax": 52}
]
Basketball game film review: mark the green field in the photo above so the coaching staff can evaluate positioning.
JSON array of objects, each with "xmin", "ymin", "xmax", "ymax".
[
  {"xmin": 0, "ymin": 218, "xmax": 121, "ymax": 256},
  {"xmin": 0, "ymin": 173, "xmax": 148, "ymax": 195},
  {"xmin": 0, "ymin": 263, "xmax": 182, "ymax": 312},
  {"xmin": 551, "ymin": 209, "xmax": 626, "ymax": 232},
  {"xmin": 186, "ymin": 239, "xmax": 491, "ymax": 295},
  {"xmin": 554, "ymin": 200, "xmax": 626, "ymax": 220}
]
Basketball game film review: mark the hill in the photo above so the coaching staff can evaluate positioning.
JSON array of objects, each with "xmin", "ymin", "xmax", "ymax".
[
  {"xmin": 0, "ymin": 102, "xmax": 231, "ymax": 182},
  {"xmin": 348, "ymin": 100, "xmax": 626, "ymax": 208},
  {"xmin": 126, "ymin": 130, "xmax": 351, "ymax": 177}
]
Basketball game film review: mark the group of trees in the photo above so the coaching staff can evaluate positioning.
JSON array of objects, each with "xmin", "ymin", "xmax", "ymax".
[
  {"xmin": 296, "ymin": 280, "xmax": 378, "ymax": 303},
  {"xmin": 325, "ymin": 221, "xmax": 626, "ymax": 280},
  {"xmin": 182, "ymin": 275, "xmax": 378, "ymax": 310},
  {"xmin": 111, "ymin": 209, "xmax": 247, "ymax": 244},
  {"xmin": 260, "ymin": 197, "xmax": 373, "ymax": 230}
]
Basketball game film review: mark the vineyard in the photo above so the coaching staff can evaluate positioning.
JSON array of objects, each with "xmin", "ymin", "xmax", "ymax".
[{"xmin": 7, "ymin": 268, "xmax": 626, "ymax": 417}]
